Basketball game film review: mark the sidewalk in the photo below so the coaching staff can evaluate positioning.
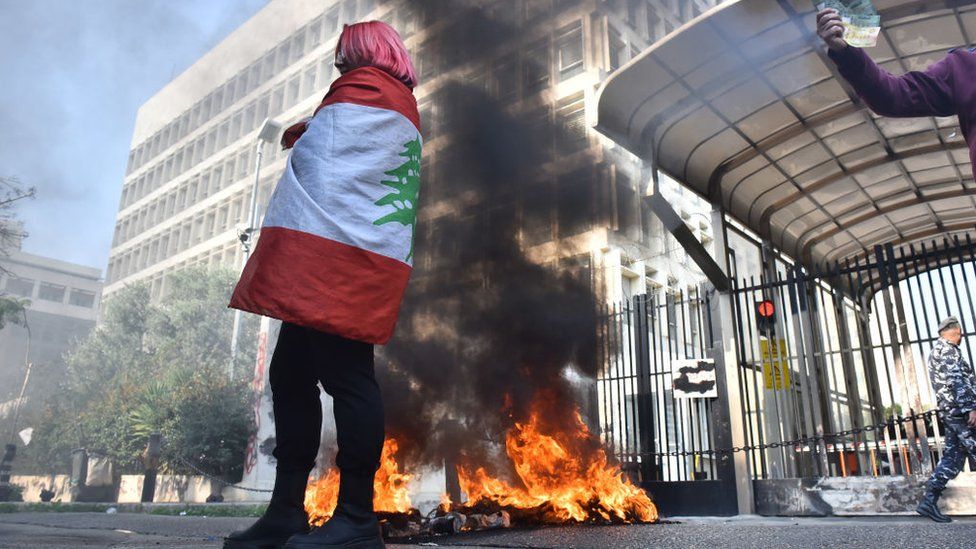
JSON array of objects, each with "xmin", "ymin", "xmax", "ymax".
[{"xmin": 1, "ymin": 511, "xmax": 975, "ymax": 548}]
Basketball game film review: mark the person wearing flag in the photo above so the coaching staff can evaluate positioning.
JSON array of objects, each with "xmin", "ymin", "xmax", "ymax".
[{"xmin": 224, "ymin": 21, "xmax": 421, "ymax": 549}]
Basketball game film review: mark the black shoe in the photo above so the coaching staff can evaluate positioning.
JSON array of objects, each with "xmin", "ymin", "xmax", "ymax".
[
  {"xmin": 916, "ymin": 488, "xmax": 952, "ymax": 523},
  {"xmin": 225, "ymin": 471, "xmax": 311, "ymax": 549},
  {"xmin": 283, "ymin": 472, "xmax": 383, "ymax": 549},
  {"xmin": 283, "ymin": 508, "xmax": 383, "ymax": 548}
]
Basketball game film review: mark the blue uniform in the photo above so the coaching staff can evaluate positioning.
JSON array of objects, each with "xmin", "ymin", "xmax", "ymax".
[{"xmin": 927, "ymin": 338, "xmax": 976, "ymax": 491}]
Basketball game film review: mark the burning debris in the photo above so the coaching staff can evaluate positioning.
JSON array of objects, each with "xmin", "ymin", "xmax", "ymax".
[
  {"xmin": 456, "ymin": 404, "xmax": 657, "ymax": 524},
  {"xmin": 305, "ymin": 405, "xmax": 656, "ymax": 540}
]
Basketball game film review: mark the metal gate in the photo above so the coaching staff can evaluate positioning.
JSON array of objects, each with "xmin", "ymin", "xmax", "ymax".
[
  {"xmin": 729, "ymin": 234, "xmax": 976, "ymax": 483},
  {"xmin": 596, "ymin": 233, "xmax": 976, "ymax": 515},
  {"xmin": 597, "ymin": 286, "xmax": 739, "ymax": 516}
]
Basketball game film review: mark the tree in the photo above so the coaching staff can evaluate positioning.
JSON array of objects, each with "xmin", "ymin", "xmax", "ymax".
[
  {"xmin": 0, "ymin": 175, "xmax": 34, "ymax": 330},
  {"xmin": 373, "ymin": 138, "xmax": 422, "ymax": 261},
  {"xmin": 19, "ymin": 266, "xmax": 259, "ymax": 478},
  {"xmin": 0, "ymin": 175, "xmax": 34, "ymax": 258},
  {"xmin": 0, "ymin": 295, "xmax": 27, "ymax": 330}
]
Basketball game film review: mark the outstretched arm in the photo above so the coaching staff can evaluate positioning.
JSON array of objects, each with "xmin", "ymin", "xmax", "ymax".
[{"xmin": 817, "ymin": 8, "xmax": 956, "ymax": 119}]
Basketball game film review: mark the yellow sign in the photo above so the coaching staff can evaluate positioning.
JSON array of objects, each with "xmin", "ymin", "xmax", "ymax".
[{"xmin": 760, "ymin": 338, "xmax": 791, "ymax": 390}]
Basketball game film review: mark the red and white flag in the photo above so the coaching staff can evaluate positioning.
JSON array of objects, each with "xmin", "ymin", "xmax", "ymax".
[{"xmin": 230, "ymin": 67, "xmax": 422, "ymax": 345}]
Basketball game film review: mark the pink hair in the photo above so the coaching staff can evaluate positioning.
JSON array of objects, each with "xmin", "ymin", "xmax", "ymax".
[{"xmin": 337, "ymin": 21, "xmax": 418, "ymax": 89}]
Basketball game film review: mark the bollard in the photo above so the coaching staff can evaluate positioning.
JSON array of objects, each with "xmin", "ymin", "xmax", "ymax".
[{"xmin": 140, "ymin": 433, "xmax": 161, "ymax": 503}]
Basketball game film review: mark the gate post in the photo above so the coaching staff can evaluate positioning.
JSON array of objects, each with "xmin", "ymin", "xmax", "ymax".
[
  {"xmin": 708, "ymin": 208, "xmax": 754, "ymax": 515},
  {"xmin": 632, "ymin": 293, "xmax": 657, "ymax": 482}
]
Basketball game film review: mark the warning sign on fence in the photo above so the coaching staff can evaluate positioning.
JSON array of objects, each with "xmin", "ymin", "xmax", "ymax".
[{"xmin": 760, "ymin": 338, "xmax": 791, "ymax": 390}]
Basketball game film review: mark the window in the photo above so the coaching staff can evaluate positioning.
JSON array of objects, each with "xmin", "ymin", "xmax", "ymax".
[
  {"xmin": 397, "ymin": 7, "xmax": 419, "ymax": 39},
  {"xmin": 557, "ymin": 92, "xmax": 587, "ymax": 152},
  {"xmin": 213, "ymin": 88, "xmax": 225, "ymax": 115},
  {"xmin": 326, "ymin": 7, "xmax": 340, "ymax": 35},
  {"xmin": 261, "ymin": 50, "xmax": 276, "ymax": 80},
  {"xmin": 238, "ymin": 149, "xmax": 251, "ymax": 179},
  {"xmin": 38, "ymin": 282, "xmax": 65, "ymax": 303},
  {"xmin": 419, "ymin": 45, "xmax": 438, "ymax": 82},
  {"xmin": 468, "ymin": 64, "xmax": 489, "ymax": 94},
  {"xmin": 524, "ymin": 0, "xmax": 550, "ymax": 22},
  {"xmin": 244, "ymin": 101, "xmax": 257, "ymax": 132},
  {"xmin": 4, "ymin": 276, "xmax": 34, "ymax": 297},
  {"xmin": 218, "ymin": 120, "xmax": 229, "ymax": 150},
  {"xmin": 556, "ymin": 22, "xmax": 584, "ymax": 81},
  {"xmin": 290, "ymin": 33, "xmax": 305, "ymax": 64},
  {"xmin": 270, "ymin": 84, "xmax": 285, "ymax": 116},
  {"xmin": 493, "ymin": 55, "xmax": 518, "ymax": 102},
  {"xmin": 556, "ymin": 168, "xmax": 595, "ymax": 238},
  {"xmin": 308, "ymin": 16, "xmax": 324, "ymax": 49},
  {"xmin": 205, "ymin": 128, "xmax": 217, "ymax": 157},
  {"xmin": 419, "ymin": 100, "xmax": 435, "ymax": 141},
  {"xmin": 318, "ymin": 56, "xmax": 333, "ymax": 89},
  {"xmin": 257, "ymin": 92, "xmax": 270, "ymax": 123},
  {"xmin": 522, "ymin": 40, "xmax": 550, "ymax": 94},
  {"xmin": 249, "ymin": 61, "xmax": 262, "ymax": 93},
  {"xmin": 275, "ymin": 42, "xmax": 291, "ymax": 72},
  {"xmin": 608, "ymin": 25, "xmax": 627, "ymax": 72},
  {"xmin": 230, "ymin": 111, "xmax": 242, "ymax": 140},
  {"xmin": 304, "ymin": 65, "xmax": 318, "ymax": 98},
  {"xmin": 646, "ymin": 8, "xmax": 662, "ymax": 41},
  {"xmin": 287, "ymin": 75, "xmax": 301, "ymax": 108}
]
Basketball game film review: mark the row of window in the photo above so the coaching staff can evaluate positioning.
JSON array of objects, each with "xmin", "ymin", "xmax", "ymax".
[
  {"xmin": 120, "ymin": 53, "xmax": 335, "ymax": 212},
  {"xmin": 110, "ymin": 0, "xmax": 716, "ymax": 288},
  {"xmin": 120, "ymin": 7, "xmax": 590, "ymax": 216},
  {"xmin": 116, "ymin": 17, "xmax": 588, "ymax": 268},
  {"xmin": 115, "ymin": 135, "xmax": 291, "ymax": 248},
  {"xmin": 108, "ymin": 175, "xmax": 275, "ymax": 285},
  {"xmin": 1, "ymin": 277, "xmax": 97, "ymax": 308},
  {"xmin": 125, "ymin": 0, "xmax": 380, "ymax": 177}
]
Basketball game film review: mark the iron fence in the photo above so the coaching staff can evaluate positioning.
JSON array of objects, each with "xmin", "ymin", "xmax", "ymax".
[
  {"xmin": 597, "ymin": 287, "xmax": 716, "ymax": 483},
  {"xmin": 731, "ymin": 234, "xmax": 976, "ymax": 480}
]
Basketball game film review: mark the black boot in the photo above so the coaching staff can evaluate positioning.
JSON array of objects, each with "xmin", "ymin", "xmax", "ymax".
[
  {"xmin": 224, "ymin": 471, "xmax": 312, "ymax": 549},
  {"xmin": 283, "ymin": 472, "xmax": 383, "ymax": 548},
  {"xmin": 916, "ymin": 487, "xmax": 952, "ymax": 523}
]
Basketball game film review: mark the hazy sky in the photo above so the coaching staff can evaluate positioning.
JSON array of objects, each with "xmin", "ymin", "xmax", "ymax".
[{"xmin": 0, "ymin": 0, "xmax": 269, "ymax": 271}]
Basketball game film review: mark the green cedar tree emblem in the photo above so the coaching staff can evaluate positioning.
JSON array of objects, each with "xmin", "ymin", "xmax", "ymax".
[{"xmin": 373, "ymin": 138, "xmax": 422, "ymax": 262}]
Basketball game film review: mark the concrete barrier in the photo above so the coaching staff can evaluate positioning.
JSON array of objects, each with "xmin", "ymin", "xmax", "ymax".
[
  {"xmin": 9, "ymin": 475, "xmax": 73, "ymax": 502},
  {"xmin": 754, "ymin": 473, "xmax": 976, "ymax": 516}
]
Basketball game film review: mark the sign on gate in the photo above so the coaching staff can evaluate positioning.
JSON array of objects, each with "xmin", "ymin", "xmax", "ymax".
[
  {"xmin": 672, "ymin": 359, "xmax": 718, "ymax": 398},
  {"xmin": 760, "ymin": 338, "xmax": 791, "ymax": 390}
]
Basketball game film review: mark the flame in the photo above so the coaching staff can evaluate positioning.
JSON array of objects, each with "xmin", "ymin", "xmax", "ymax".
[
  {"xmin": 304, "ymin": 438, "xmax": 413, "ymax": 526},
  {"xmin": 438, "ymin": 492, "xmax": 452, "ymax": 513},
  {"xmin": 459, "ymin": 408, "xmax": 657, "ymax": 523}
]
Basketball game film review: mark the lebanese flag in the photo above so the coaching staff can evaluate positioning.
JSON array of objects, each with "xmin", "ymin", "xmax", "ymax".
[{"xmin": 229, "ymin": 67, "xmax": 422, "ymax": 345}]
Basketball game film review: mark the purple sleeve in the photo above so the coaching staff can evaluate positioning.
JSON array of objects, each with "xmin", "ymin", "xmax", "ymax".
[{"xmin": 828, "ymin": 46, "xmax": 956, "ymax": 118}]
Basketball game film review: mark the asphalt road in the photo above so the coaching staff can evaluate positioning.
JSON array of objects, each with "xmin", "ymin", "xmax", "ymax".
[{"xmin": 1, "ymin": 512, "xmax": 975, "ymax": 548}]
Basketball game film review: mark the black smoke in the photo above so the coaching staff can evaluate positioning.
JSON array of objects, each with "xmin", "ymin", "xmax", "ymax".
[{"xmin": 374, "ymin": 1, "xmax": 605, "ymax": 471}]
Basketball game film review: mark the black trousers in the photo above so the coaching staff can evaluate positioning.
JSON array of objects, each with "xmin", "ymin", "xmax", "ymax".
[{"xmin": 269, "ymin": 322, "xmax": 384, "ymax": 478}]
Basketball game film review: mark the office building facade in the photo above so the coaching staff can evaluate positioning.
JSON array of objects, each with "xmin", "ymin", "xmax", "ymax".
[{"xmin": 107, "ymin": 0, "xmax": 720, "ymax": 304}]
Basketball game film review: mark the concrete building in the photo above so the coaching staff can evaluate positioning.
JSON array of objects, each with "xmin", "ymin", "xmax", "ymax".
[
  {"xmin": 106, "ymin": 0, "xmax": 721, "ymax": 305},
  {"xmin": 0, "ymin": 233, "xmax": 102, "ymax": 424}
]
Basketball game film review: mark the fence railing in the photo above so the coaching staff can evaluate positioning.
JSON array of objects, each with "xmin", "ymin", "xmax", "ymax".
[
  {"xmin": 597, "ymin": 288, "xmax": 716, "ymax": 483},
  {"xmin": 597, "ymin": 235, "xmax": 976, "ymax": 484},
  {"xmin": 730, "ymin": 235, "xmax": 976, "ymax": 480}
]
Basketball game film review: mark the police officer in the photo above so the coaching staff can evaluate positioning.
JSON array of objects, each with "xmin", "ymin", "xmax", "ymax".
[{"xmin": 917, "ymin": 317, "xmax": 976, "ymax": 523}]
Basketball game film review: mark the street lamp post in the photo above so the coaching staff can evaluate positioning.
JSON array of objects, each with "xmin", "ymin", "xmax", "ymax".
[{"xmin": 228, "ymin": 117, "xmax": 282, "ymax": 380}]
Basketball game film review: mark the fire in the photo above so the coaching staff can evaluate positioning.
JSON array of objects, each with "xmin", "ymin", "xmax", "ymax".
[
  {"xmin": 304, "ymin": 438, "xmax": 413, "ymax": 526},
  {"xmin": 458, "ymin": 408, "xmax": 657, "ymax": 523},
  {"xmin": 438, "ymin": 492, "xmax": 452, "ymax": 513}
]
